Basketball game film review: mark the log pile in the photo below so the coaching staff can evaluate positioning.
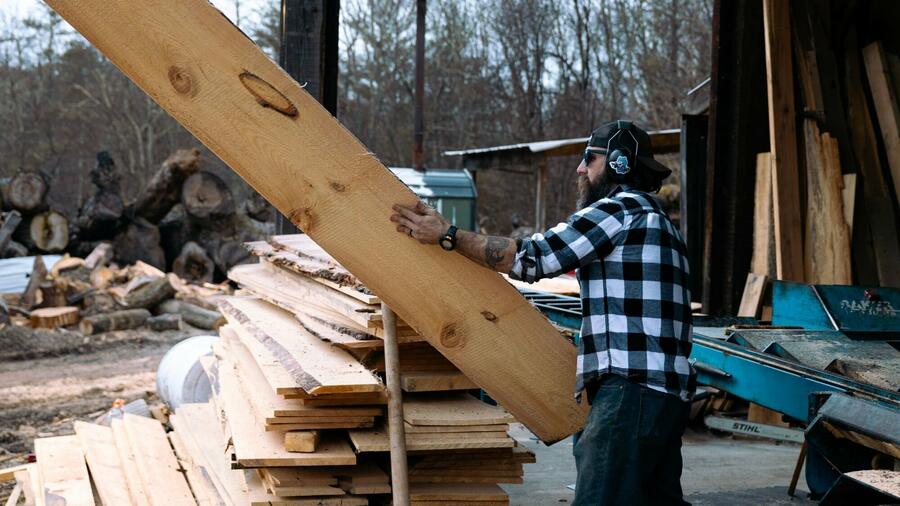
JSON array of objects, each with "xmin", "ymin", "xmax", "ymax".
[
  {"xmin": 1, "ymin": 149, "xmax": 273, "ymax": 283},
  {"xmin": 0, "ymin": 243, "xmax": 231, "ymax": 344}
]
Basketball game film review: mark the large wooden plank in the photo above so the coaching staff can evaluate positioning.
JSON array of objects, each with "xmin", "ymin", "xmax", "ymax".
[
  {"xmin": 34, "ymin": 436, "xmax": 94, "ymax": 506},
  {"xmin": 73, "ymin": 421, "xmax": 134, "ymax": 506},
  {"xmin": 122, "ymin": 414, "xmax": 195, "ymax": 506},
  {"xmin": 110, "ymin": 418, "xmax": 150, "ymax": 506},
  {"xmin": 762, "ymin": 0, "xmax": 804, "ymax": 282},
  {"xmin": 863, "ymin": 42, "xmax": 900, "ymax": 206},
  {"xmin": 802, "ymin": 125, "xmax": 852, "ymax": 284},
  {"xmin": 46, "ymin": 0, "xmax": 586, "ymax": 443}
]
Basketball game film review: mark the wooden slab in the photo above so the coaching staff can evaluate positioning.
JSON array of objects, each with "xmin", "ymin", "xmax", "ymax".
[
  {"xmin": 404, "ymin": 422, "xmax": 508, "ymax": 434},
  {"xmin": 409, "ymin": 483, "xmax": 508, "ymax": 502},
  {"xmin": 246, "ymin": 472, "xmax": 367, "ymax": 506},
  {"xmin": 215, "ymin": 341, "xmax": 357, "ymax": 467},
  {"xmin": 402, "ymin": 371, "xmax": 478, "ymax": 392},
  {"xmin": 34, "ymin": 435, "xmax": 94, "ymax": 506},
  {"xmin": 170, "ymin": 403, "xmax": 250, "ymax": 505},
  {"xmin": 122, "ymin": 414, "xmax": 195, "ymax": 506},
  {"xmin": 168, "ymin": 430, "xmax": 224, "ymax": 505},
  {"xmin": 403, "ymin": 394, "xmax": 515, "ymax": 426},
  {"xmin": 73, "ymin": 421, "xmax": 134, "ymax": 506},
  {"xmin": 110, "ymin": 418, "xmax": 151, "ymax": 506},
  {"xmin": 46, "ymin": 0, "xmax": 587, "ymax": 442},
  {"xmin": 220, "ymin": 297, "xmax": 383, "ymax": 396},
  {"xmin": 347, "ymin": 426, "xmax": 515, "ymax": 453},
  {"xmin": 220, "ymin": 326, "xmax": 382, "ymax": 419}
]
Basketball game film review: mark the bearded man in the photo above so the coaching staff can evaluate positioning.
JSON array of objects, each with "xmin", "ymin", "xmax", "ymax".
[{"xmin": 390, "ymin": 120, "xmax": 695, "ymax": 505}]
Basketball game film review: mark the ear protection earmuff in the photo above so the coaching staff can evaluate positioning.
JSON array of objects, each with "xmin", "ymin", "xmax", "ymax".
[{"xmin": 606, "ymin": 120, "xmax": 639, "ymax": 176}]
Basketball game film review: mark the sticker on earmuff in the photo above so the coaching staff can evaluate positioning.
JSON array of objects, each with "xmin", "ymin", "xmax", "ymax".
[{"xmin": 609, "ymin": 154, "xmax": 630, "ymax": 174}]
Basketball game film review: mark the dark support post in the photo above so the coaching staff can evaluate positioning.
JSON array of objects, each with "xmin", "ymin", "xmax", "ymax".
[
  {"xmin": 276, "ymin": 0, "xmax": 341, "ymax": 234},
  {"xmin": 680, "ymin": 114, "xmax": 708, "ymax": 302},
  {"xmin": 413, "ymin": 0, "xmax": 426, "ymax": 171},
  {"xmin": 701, "ymin": 0, "xmax": 770, "ymax": 315}
]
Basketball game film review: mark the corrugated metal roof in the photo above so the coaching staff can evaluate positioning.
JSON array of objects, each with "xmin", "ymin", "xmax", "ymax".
[{"xmin": 442, "ymin": 128, "xmax": 680, "ymax": 158}]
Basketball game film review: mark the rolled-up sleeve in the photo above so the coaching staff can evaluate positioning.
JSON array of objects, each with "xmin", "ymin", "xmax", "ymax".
[{"xmin": 509, "ymin": 201, "xmax": 625, "ymax": 282}]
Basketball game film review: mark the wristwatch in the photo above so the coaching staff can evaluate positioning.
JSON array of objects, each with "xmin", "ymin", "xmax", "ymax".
[{"xmin": 439, "ymin": 225, "xmax": 458, "ymax": 251}]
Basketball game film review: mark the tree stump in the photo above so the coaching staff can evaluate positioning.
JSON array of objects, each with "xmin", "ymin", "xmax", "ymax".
[
  {"xmin": 130, "ymin": 149, "xmax": 201, "ymax": 223},
  {"xmin": 79, "ymin": 308, "xmax": 150, "ymax": 335},
  {"xmin": 30, "ymin": 307, "xmax": 80, "ymax": 328},
  {"xmin": 6, "ymin": 171, "xmax": 48, "ymax": 213},
  {"xmin": 172, "ymin": 241, "xmax": 215, "ymax": 284},
  {"xmin": 182, "ymin": 171, "xmax": 235, "ymax": 221}
]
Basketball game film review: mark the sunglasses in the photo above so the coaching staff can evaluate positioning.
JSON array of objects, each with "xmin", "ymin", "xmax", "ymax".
[{"xmin": 582, "ymin": 147, "xmax": 607, "ymax": 165}]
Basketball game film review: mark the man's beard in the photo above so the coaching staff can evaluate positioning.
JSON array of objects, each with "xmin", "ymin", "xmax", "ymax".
[{"xmin": 576, "ymin": 170, "xmax": 618, "ymax": 209}]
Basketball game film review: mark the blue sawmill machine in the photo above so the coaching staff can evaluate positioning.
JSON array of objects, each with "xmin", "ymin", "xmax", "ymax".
[{"xmin": 520, "ymin": 281, "xmax": 900, "ymax": 504}]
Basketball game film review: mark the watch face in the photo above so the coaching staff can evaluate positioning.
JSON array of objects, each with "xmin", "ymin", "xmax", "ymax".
[{"xmin": 440, "ymin": 238, "xmax": 453, "ymax": 250}]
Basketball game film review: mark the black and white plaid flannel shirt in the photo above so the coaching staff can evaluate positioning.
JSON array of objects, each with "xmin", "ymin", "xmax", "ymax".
[{"xmin": 510, "ymin": 185, "xmax": 696, "ymax": 402}]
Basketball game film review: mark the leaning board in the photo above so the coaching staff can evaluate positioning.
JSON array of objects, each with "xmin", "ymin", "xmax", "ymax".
[{"xmin": 47, "ymin": 0, "xmax": 586, "ymax": 442}]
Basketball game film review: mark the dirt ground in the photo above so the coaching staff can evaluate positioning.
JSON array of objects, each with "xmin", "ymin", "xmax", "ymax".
[{"xmin": 0, "ymin": 326, "xmax": 207, "ymax": 500}]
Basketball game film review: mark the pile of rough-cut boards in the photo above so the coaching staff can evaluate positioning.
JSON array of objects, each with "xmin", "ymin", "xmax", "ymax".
[
  {"xmin": 9, "ymin": 415, "xmax": 197, "ymax": 506},
  {"xmin": 177, "ymin": 233, "xmax": 530, "ymax": 504}
]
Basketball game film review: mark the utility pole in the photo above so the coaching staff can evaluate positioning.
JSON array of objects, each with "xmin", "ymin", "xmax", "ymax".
[
  {"xmin": 413, "ymin": 0, "xmax": 426, "ymax": 171},
  {"xmin": 276, "ymin": 0, "xmax": 340, "ymax": 234}
]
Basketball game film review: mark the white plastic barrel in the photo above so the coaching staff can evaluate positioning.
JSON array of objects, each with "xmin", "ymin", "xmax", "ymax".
[{"xmin": 155, "ymin": 334, "xmax": 218, "ymax": 409}]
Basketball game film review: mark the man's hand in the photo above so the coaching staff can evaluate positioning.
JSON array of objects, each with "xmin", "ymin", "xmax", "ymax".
[
  {"xmin": 390, "ymin": 201, "xmax": 518, "ymax": 273},
  {"xmin": 390, "ymin": 202, "xmax": 451, "ymax": 244}
]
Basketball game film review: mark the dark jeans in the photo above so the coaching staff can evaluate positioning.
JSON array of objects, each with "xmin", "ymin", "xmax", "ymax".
[{"xmin": 572, "ymin": 375, "xmax": 691, "ymax": 506}]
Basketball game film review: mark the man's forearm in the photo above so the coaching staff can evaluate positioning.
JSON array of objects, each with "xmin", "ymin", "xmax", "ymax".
[{"xmin": 455, "ymin": 230, "xmax": 517, "ymax": 273}]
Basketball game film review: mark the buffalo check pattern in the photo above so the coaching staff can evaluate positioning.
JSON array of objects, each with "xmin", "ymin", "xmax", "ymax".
[{"xmin": 510, "ymin": 186, "xmax": 696, "ymax": 402}]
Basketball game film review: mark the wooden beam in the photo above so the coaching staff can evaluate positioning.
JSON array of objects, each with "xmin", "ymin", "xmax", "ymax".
[
  {"xmin": 122, "ymin": 414, "xmax": 195, "ymax": 506},
  {"xmin": 47, "ymin": 0, "xmax": 586, "ymax": 443},
  {"xmin": 863, "ymin": 42, "xmax": 900, "ymax": 208},
  {"xmin": 383, "ymin": 304, "xmax": 410, "ymax": 506},
  {"xmin": 762, "ymin": 0, "xmax": 804, "ymax": 282}
]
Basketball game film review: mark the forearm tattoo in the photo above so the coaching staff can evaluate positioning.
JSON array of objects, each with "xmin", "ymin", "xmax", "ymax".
[{"xmin": 484, "ymin": 236, "xmax": 511, "ymax": 269}]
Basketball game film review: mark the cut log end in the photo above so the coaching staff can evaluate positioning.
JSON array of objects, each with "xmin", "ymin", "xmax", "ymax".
[{"xmin": 181, "ymin": 171, "xmax": 235, "ymax": 220}]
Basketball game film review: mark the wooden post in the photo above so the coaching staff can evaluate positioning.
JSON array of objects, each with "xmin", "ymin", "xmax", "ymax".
[
  {"xmin": 535, "ymin": 156, "xmax": 548, "ymax": 231},
  {"xmin": 382, "ymin": 303, "xmax": 409, "ymax": 506},
  {"xmin": 762, "ymin": 0, "xmax": 804, "ymax": 282}
]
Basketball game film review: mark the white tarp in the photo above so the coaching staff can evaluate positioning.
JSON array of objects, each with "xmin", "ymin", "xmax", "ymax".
[{"xmin": 0, "ymin": 255, "xmax": 63, "ymax": 294}]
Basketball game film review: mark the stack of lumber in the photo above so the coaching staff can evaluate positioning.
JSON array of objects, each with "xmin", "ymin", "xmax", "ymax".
[
  {"xmin": 9, "ymin": 415, "xmax": 195, "ymax": 506},
  {"xmin": 239, "ymin": 235, "xmax": 477, "ymax": 392},
  {"xmin": 750, "ymin": 2, "xmax": 900, "ymax": 290}
]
